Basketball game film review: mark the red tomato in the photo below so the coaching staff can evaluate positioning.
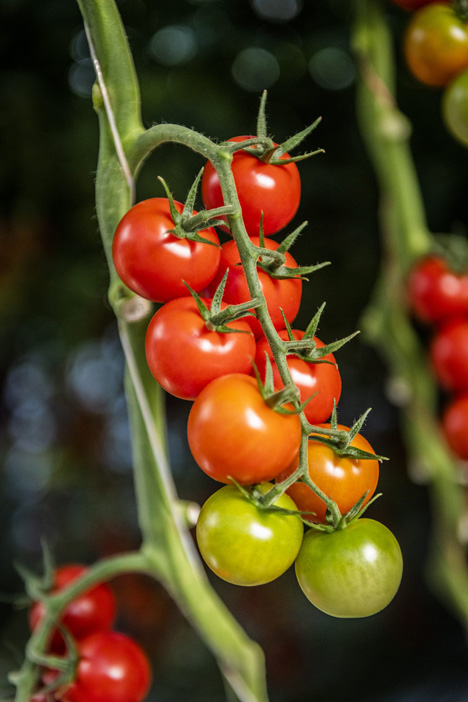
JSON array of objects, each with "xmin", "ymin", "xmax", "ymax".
[
  {"xmin": 145, "ymin": 296, "xmax": 256, "ymax": 400},
  {"xmin": 404, "ymin": 5, "xmax": 468, "ymax": 87},
  {"xmin": 201, "ymin": 136, "xmax": 301, "ymax": 237},
  {"xmin": 112, "ymin": 198, "xmax": 220, "ymax": 302},
  {"xmin": 392, "ymin": 0, "xmax": 448, "ymax": 10},
  {"xmin": 407, "ymin": 255, "xmax": 468, "ymax": 324},
  {"xmin": 60, "ymin": 631, "xmax": 151, "ymax": 702},
  {"xmin": 277, "ymin": 424, "xmax": 379, "ymax": 524},
  {"xmin": 29, "ymin": 565, "xmax": 116, "ymax": 654},
  {"xmin": 254, "ymin": 329, "xmax": 342, "ymax": 425},
  {"xmin": 442, "ymin": 394, "xmax": 468, "ymax": 459},
  {"xmin": 207, "ymin": 237, "xmax": 302, "ymax": 338},
  {"xmin": 430, "ymin": 318, "xmax": 468, "ymax": 392},
  {"xmin": 187, "ymin": 373, "xmax": 301, "ymax": 485}
]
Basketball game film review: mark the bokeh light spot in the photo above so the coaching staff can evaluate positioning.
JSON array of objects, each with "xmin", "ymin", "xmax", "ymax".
[
  {"xmin": 232, "ymin": 48, "xmax": 280, "ymax": 92},
  {"xmin": 309, "ymin": 47, "xmax": 356, "ymax": 91}
]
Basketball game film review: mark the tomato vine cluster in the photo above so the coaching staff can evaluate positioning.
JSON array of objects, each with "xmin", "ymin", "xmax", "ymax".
[
  {"xmin": 111, "ymin": 116, "xmax": 403, "ymax": 619},
  {"xmin": 408, "ymin": 253, "xmax": 468, "ymax": 459},
  {"xmin": 393, "ymin": 0, "xmax": 468, "ymax": 147},
  {"xmin": 28, "ymin": 565, "xmax": 151, "ymax": 702}
]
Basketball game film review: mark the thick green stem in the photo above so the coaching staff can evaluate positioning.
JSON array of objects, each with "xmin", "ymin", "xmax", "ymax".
[{"xmin": 353, "ymin": 0, "xmax": 468, "ymax": 630}]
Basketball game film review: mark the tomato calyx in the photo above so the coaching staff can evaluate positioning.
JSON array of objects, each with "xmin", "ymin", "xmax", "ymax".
[
  {"xmin": 280, "ymin": 306, "xmax": 359, "ymax": 364},
  {"xmin": 157, "ymin": 174, "xmax": 227, "ymax": 246},
  {"xmin": 431, "ymin": 233, "xmax": 468, "ymax": 274},
  {"xmin": 240, "ymin": 91, "xmax": 325, "ymax": 166},
  {"xmin": 252, "ymin": 354, "xmax": 302, "ymax": 411},
  {"xmin": 254, "ymin": 223, "xmax": 330, "ymax": 281},
  {"xmin": 184, "ymin": 274, "xmax": 261, "ymax": 333},
  {"xmin": 308, "ymin": 407, "xmax": 388, "ymax": 462}
]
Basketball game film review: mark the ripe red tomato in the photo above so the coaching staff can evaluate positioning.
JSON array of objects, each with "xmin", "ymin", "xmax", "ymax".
[
  {"xmin": 430, "ymin": 318, "xmax": 468, "ymax": 392},
  {"xmin": 443, "ymin": 68, "xmax": 468, "ymax": 147},
  {"xmin": 391, "ymin": 0, "xmax": 448, "ymax": 10},
  {"xmin": 145, "ymin": 296, "xmax": 256, "ymax": 400},
  {"xmin": 187, "ymin": 373, "xmax": 301, "ymax": 485},
  {"xmin": 295, "ymin": 519, "xmax": 403, "ymax": 617},
  {"xmin": 207, "ymin": 237, "xmax": 302, "ymax": 338},
  {"xmin": 112, "ymin": 198, "xmax": 220, "ymax": 302},
  {"xmin": 404, "ymin": 5, "xmax": 468, "ymax": 87},
  {"xmin": 29, "ymin": 565, "xmax": 116, "ymax": 654},
  {"xmin": 196, "ymin": 483, "xmax": 304, "ymax": 586},
  {"xmin": 254, "ymin": 329, "xmax": 342, "ymax": 425},
  {"xmin": 277, "ymin": 424, "xmax": 379, "ymax": 524},
  {"xmin": 442, "ymin": 394, "xmax": 468, "ymax": 459},
  {"xmin": 60, "ymin": 631, "xmax": 151, "ymax": 702},
  {"xmin": 201, "ymin": 136, "xmax": 301, "ymax": 237},
  {"xmin": 407, "ymin": 255, "xmax": 468, "ymax": 324}
]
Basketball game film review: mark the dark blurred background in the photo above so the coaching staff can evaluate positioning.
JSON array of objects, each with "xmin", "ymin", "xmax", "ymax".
[{"xmin": 1, "ymin": 0, "xmax": 468, "ymax": 700}]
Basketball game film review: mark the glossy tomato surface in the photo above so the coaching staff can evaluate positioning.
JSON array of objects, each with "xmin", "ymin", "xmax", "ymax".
[
  {"xmin": 255, "ymin": 329, "xmax": 342, "ymax": 425},
  {"xmin": 443, "ymin": 68, "xmax": 468, "ymax": 147},
  {"xmin": 295, "ymin": 519, "xmax": 403, "ymax": 618},
  {"xmin": 277, "ymin": 424, "xmax": 379, "ymax": 524},
  {"xmin": 112, "ymin": 198, "xmax": 220, "ymax": 302},
  {"xmin": 430, "ymin": 318, "xmax": 468, "ymax": 391},
  {"xmin": 145, "ymin": 296, "xmax": 255, "ymax": 400},
  {"xmin": 29, "ymin": 565, "xmax": 116, "ymax": 654},
  {"xmin": 201, "ymin": 136, "xmax": 301, "ymax": 237},
  {"xmin": 207, "ymin": 237, "xmax": 302, "ymax": 338},
  {"xmin": 404, "ymin": 5, "xmax": 468, "ymax": 87},
  {"xmin": 442, "ymin": 394, "xmax": 468, "ymax": 459},
  {"xmin": 61, "ymin": 631, "xmax": 151, "ymax": 702},
  {"xmin": 187, "ymin": 373, "xmax": 301, "ymax": 485},
  {"xmin": 196, "ymin": 483, "xmax": 303, "ymax": 586},
  {"xmin": 407, "ymin": 255, "xmax": 468, "ymax": 324}
]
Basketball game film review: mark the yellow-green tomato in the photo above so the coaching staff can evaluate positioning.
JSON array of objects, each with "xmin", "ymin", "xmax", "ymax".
[
  {"xmin": 196, "ymin": 484, "xmax": 304, "ymax": 586},
  {"xmin": 443, "ymin": 69, "xmax": 468, "ymax": 147},
  {"xmin": 295, "ymin": 519, "xmax": 403, "ymax": 618}
]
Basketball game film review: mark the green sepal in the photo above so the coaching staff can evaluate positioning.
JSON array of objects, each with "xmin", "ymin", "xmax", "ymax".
[
  {"xmin": 157, "ymin": 175, "xmax": 224, "ymax": 247},
  {"xmin": 276, "ymin": 222, "xmax": 308, "ymax": 255},
  {"xmin": 307, "ymin": 433, "xmax": 387, "ymax": 462},
  {"xmin": 240, "ymin": 90, "xmax": 324, "ymax": 165},
  {"xmin": 183, "ymin": 278, "xmax": 259, "ymax": 333},
  {"xmin": 346, "ymin": 492, "xmax": 383, "ymax": 523}
]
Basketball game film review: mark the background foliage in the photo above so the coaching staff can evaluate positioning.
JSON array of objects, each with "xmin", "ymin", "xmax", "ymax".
[{"xmin": 1, "ymin": 0, "xmax": 468, "ymax": 700}]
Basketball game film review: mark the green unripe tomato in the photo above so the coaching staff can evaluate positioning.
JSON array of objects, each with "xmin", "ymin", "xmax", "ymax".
[
  {"xmin": 295, "ymin": 518, "xmax": 403, "ymax": 618},
  {"xmin": 196, "ymin": 484, "xmax": 304, "ymax": 586},
  {"xmin": 443, "ymin": 69, "xmax": 468, "ymax": 147}
]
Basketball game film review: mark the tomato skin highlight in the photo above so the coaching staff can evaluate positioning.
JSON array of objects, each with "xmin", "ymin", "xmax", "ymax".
[
  {"xmin": 60, "ymin": 631, "xmax": 151, "ymax": 702},
  {"xmin": 145, "ymin": 296, "xmax": 256, "ymax": 400},
  {"xmin": 404, "ymin": 5, "xmax": 468, "ymax": 87},
  {"xmin": 255, "ymin": 329, "xmax": 342, "ymax": 425},
  {"xmin": 207, "ymin": 237, "xmax": 302, "ymax": 338},
  {"xmin": 201, "ymin": 136, "xmax": 301, "ymax": 237},
  {"xmin": 29, "ymin": 565, "xmax": 116, "ymax": 654},
  {"xmin": 442, "ymin": 394, "xmax": 468, "ymax": 459},
  {"xmin": 430, "ymin": 318, "xmax": 468, "ymax": 392},
  {"xmin": 277, "ymin": 424, "xmax": 379, "ymax": 524},
  {"xmin": 187, "ymin": 373, "xmax": 301, "ymax": 485},
  {"xmin": 407, "ymin": 256, "xmax": 468, "ymax": 324},
  {"xmin": 295, "ymin": 519, "xmax": 403, "ymax": 618},
  {"xmin": 112, "ymin": 198, "xmax": 220, "ymax": 302},
  {"xmin": 196, "ymin": 483, "xmax": 304, "ymax": 586}
]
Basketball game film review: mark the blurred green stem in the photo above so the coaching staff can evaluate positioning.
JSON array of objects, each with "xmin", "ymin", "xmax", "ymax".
[{"xmin": 353, "ymin": 0, "xmax": 468, "ymax": 628}]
